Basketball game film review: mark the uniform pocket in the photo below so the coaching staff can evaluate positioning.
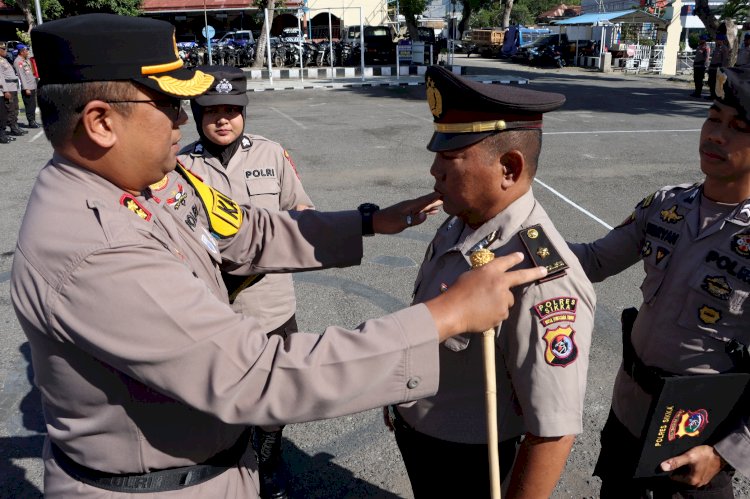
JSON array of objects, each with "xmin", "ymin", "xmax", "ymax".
[
  {"xmin": 677, "ymin": 262, "xmax": 749, "ymax": 341},
  {"xmin": 246, "ymin": 178, "xmax": 281, "ymax": 197}
]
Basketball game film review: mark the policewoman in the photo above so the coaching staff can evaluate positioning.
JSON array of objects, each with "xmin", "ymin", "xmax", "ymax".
[
  {"xmin": 177, "ymin": 65, "xmax": 314, "ymax": 499},
  {"xmin": 13, "ymin": 14, "xmax": 545, "ymax": 498},
  {"xmin": 571, "ymin": 67, "xmax": 750, "ymax": 497},
  {"xmin": 390, "ymin": 66, "xmax": 596, "ymax": 498}
]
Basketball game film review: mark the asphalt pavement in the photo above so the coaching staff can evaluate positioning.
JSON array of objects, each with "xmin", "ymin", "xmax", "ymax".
[{"xmin": 1, "ymin": 55, "xmax": 748, "ymax": 498}]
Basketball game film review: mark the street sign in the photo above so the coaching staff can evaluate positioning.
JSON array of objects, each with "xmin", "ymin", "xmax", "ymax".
[{"xmin": 202, "ymin": 25, "xmax": 215, "ymax": 40}]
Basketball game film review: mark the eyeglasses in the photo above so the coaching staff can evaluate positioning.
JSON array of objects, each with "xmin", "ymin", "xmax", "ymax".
[{"xmin": 103, "ymin": 98, "xmax": 185, "ymax": 122}]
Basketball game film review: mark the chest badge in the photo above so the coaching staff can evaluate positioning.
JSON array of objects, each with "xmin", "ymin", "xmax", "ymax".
[
  {"xmin": 698, "ymin": 305, "xmax": 721, "ymax": 324},
  {"xmin": 731, "ymin": 232, "xmax": 750, "ymax": 258},
  {"xmin": 660, "ymin": 205, "xmax": 683, "ymax": 224},
  {"xmin": 702, "ymin": 276, "xmax": 732, "ymax": 300}
]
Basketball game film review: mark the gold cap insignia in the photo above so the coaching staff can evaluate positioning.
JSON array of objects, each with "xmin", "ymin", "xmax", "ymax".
[{"xmin": 426, "ymin": 76, "xmax": 442, "ymax": 118}]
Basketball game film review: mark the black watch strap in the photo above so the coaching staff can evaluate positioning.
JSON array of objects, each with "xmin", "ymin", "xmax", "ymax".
[{"xmin": 358, "ymin": 203, "xmax": 380, "ymax": 237}]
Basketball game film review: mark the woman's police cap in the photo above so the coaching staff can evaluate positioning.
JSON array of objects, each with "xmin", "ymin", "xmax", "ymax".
[
  {"xmin": 193, "ymin": 66, "xmax": 249, "ymax": 107},
  {"xmin": 30, "ymin": 13, "xmax": 214, "ymax": 99},
  {"xmin": 425, "ymin": 65, "xmax": 565, "ymax": 152}
]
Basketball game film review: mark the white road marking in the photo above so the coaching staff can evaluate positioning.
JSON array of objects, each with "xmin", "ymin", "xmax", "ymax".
[
  {"xmin": 269, "ymin": 107, "xmax": 307, "ymax": 129},
  {"xmin": 396, "ymin": 109, "xmax": 432, "ymax": 122},
  {"xmin": 533, "ymin": 178, "xmax": 614, "ymax": 230},
  {"xmin": 544, "ymin": 129, "xmax": 700, "ymax": 135},
  {"xmin": 29, "ymin": 130, "xmax": 45, "ymax": 142}
]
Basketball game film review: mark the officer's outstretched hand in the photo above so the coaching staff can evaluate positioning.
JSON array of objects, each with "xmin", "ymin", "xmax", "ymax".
[
  {"xmin": 425, "ymin": 252, "xmax": 546, "ymax": 342},
  {"xmin": 373, "ymin": 192, "xmax": 443, "ymax": 234},
  {"xmin": 660, "ymin": 445, "xmax": 726, "ymax": 488}
]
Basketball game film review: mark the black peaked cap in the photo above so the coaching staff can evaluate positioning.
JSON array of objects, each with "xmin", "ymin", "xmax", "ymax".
[
  {"xmin": 716, "ymin": 67, "xmax": 750, "ymax": 121},
  {"xmin": 31, "ymin": 13, "xmax": 213, "ymax": 99},
  {"xmin": 425, "ymin": 65, "xmax": 565, "ymax": 152}
]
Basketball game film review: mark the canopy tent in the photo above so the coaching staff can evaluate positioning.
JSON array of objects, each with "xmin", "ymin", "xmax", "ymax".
[
  {"xmin": 553, "ymin": 9, "xmax": 668, "ymax": 28},
  {"xmin": 681, "ymin": 15, "xmax": 705, "ymax": 29}
]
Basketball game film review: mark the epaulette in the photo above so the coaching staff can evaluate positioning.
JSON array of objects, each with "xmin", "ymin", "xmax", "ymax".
[{"xmin": 518, "ymin": 224, "xmax": 568, "ymax": 282}]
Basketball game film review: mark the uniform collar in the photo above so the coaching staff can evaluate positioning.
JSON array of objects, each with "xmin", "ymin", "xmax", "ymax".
[{"xmin": 458, "ymin": 188, "xmax": 536, "ymax": 256}]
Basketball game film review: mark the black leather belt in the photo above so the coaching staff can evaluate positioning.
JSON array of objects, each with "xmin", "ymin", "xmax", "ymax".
[{"xmin": 50, "ymin": 429, "xmax": 250, "ymax": 493}]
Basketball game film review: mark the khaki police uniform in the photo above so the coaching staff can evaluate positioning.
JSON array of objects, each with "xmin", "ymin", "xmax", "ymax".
[
  {"xmin": 12, "ymin": 153, "xmax": 441, "ymax": 498},
  {"xmin": 398, "ymin": 189, "xmax": 595, "ymax": 441},
  {"xmin": 571, "ymin": 183, "xmax": 750, "ymax": 479},
  {"xmin": 14, "ymin": 52, "xmax": 37, "ymax": 126},
  {"xmin": 0, "ymin": 53, "xmax": 20, "ymax": 130},
  {"xmin": 392, "ymin": 65, "xmax": 596, "ymax": 498},
  {"xmin": 15, "ymin": 14, "xmax": 445, "ymax": 497},
  {"xmin": 178, "ymin": 134, "xmax": 312, "ymax": 332}
]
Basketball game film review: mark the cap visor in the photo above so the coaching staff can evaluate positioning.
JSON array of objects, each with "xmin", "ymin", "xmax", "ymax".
[
  {"xmin": 194, "ymin": 92, "xmax": 249, "ymax": 107},
  {"xmin": 134, "ymin": 68, "xmax": 214, "ymax": 99},
  {"xmin": 427, "ymin": 131, "xmax": 494, "ymax": 152}
]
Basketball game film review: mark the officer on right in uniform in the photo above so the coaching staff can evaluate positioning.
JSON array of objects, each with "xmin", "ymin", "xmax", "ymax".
[
  {"xmin": 390, "ymin": 66, "xmax": 596, "ymax": 499},
  {"xmin": 570, "ymin": 67, "xmax": 750, "ymax": 498}
]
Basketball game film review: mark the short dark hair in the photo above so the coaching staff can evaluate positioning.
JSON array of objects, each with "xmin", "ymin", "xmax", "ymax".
[
  {"xmin": 479, "ymin": 129, "xmax": 542, "ymax": 178},
  {"xmin": 38, "ymin": 81, "xmax": 137, "ymax": 148}
]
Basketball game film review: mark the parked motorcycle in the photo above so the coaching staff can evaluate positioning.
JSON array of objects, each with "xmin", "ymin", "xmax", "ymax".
[{"xmin": 529, "ymin": 44, "xmax": 565, "ymax": 68}]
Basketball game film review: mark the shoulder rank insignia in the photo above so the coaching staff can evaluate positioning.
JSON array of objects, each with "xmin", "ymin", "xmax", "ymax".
[
  {"xmin": 241, "ymin": 136, "xmax": 252, "ymax": 149},
  {"xmin": 120, "ymin": 193, "xmax": 152, "ymax": 222},
  {"xmin": 176, "ymin": 164, "xmax": 242, "ymax": 238},
  {"xmin": 193, "ymin": 143, "xmax": 204, "ymax": 155},
  {"xmin": 637, "ymin": 191, "xmax": 657, "ymax": 209},
  {"xmin": 518, "ymin": 224, "xmax": 568, "ymax": 281}
]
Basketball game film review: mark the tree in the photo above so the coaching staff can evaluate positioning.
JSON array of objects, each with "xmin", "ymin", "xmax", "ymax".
[
  {"xmin": 252, "ymin": 0, "xmax": 286, "ymax": 68},
  {"xmin": 5, "ymin": 0, "xmax": 141, "ymax": 35},
  {"xmin": 400, "ymin": 0, "xmax": 428, "ymax": 39}
]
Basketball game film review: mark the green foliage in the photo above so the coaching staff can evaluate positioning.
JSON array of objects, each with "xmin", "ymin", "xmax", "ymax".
[
  {"xmin": 719, "ymin": 0, "xmax": 748, "ymax": 24},
  {"xmin": 4, "ymin": 0, "xmax": 140, "ymax": 21},
  {"xmin": 15, "ymin": 29, "xmax": 31, "ymax": 44},
  {"xmin": 468, "ymin": 0, "xmax": 579, "ymax": 28}
]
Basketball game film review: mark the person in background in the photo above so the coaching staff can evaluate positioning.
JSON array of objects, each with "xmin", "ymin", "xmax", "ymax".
[
  {"xmin": 735, "ymin": 33, "xmax": 750, "ymax": 67},
  {"xmin": 14, "ymin": 44, "xmax": 39, "ymax": 128},
  {"xmin": 707, "ymin": 34, "xmax": 730, "ymax": 100},
  {"xmin": 0, "ymin": 41, "xmax": 25, "ymax": 137},
  {"xmin": 691, "ymin": 35, "xmax": 711, "ymax": 98},
  {"xmin": 178, "ymin": 65, "xmax": 313, "ymax": 499}
]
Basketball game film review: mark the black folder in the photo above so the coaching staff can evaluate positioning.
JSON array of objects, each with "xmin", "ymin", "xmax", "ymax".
[{"xmin": 634, "ymin": 372, "xmax": 750, "ymax": 478}]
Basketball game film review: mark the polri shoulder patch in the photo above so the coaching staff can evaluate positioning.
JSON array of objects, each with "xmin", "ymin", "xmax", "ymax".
[
  {"xmin": 518, "ymin": 224, "xmax": 568, "ymax": 282},
  {"xmin": 176, "ymin": 165, "xmax": 242, "ymax": 238}
]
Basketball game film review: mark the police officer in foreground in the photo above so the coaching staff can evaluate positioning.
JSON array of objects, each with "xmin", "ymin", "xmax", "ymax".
[
  {"xmin": 388, "ymin": 66, "xmax": 596, "ymax": 498},
  {"xmin": 570, "ymin": 67, "xmax": 750, "ymax": 497},
  {"xmin": 13, "ymin": 14, "xmax": 547, "ymax": 498},
  {"xmin": 178, "ymin": 66, "xmax": 315, "ymax": 499}
]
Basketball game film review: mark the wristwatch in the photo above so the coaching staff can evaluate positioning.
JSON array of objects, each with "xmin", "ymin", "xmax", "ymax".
[{"xmin": 357, "ymin": 203, "xmax": 380, "ymax": 237}]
